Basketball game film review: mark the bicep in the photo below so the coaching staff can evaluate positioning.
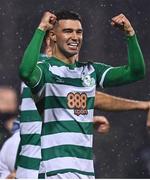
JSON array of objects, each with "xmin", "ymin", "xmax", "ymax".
[
  {"xmin": 103, "ymin": 65, "xmax": 135, "ymax": 88},
  {"xmin": 24, "ymin": 64, "xmax": 43, "ymax": 88},
  {"xmin": 92, "ymin": 62, "xmax": 112, "ymax": 87}
]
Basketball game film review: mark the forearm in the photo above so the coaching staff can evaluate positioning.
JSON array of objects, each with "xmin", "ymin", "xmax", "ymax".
[
  {"xmin": 127, "ymin": 34, "xmax": 145, "ymax": 78},
  {"xmin": 94, "ymin": 91, "xmax": 149, "ymax": 111},
  {"xmin": 19, "ymin": 29, "xmax": 45, "ymax": 83},
  {"xmin": 103, "ymin": 35, "xmax": 145, "ymax": 87}
]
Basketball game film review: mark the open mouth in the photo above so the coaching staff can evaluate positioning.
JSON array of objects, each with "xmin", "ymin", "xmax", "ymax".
[{"xmin": 67, "ymin": 42, "xmax": 79, "ymax": 50}]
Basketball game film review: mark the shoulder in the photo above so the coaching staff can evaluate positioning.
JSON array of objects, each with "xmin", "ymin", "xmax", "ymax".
[
  {"xmin": 92, "ymin": 62, "xmax": 113, "ymax": 73},
  {"xmin": 36, "ymin": 57, "xmax": 53, "ymax": 71},
  {"xmin": 37, "ymin": 54, "xmax": 53, "ymax": 67},
  {"xmin": 77, "ymin": 61, "xmax": 111, "ymax": 68},
  {"xmin": 76, "ymin": 61, "xmax": 93, "ymax": 67},
  {"xmin": 3, "ymin": 132, "xmax": 20, "ymax": 149},
  {"xmin": 0, "ymin": 132, "xmax": 20, "ymax": 159},
  {"xmin": 38, "ymin": 54, "xmax": 49, "ymax": 62}
]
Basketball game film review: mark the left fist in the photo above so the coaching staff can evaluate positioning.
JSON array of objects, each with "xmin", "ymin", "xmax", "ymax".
[{"xmin": 111, "ymin": 13, "xmax": 135, "ymax": 36}]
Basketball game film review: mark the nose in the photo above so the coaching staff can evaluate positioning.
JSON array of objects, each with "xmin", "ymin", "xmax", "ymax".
[{"xmin": 71, "ymin": 31, "xmax": 78, "ymax": 40}]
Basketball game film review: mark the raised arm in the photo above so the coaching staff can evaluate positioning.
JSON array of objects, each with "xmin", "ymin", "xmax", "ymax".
[
  {"xmin": 94, "ymin": 91, "xmax": 150, "ymax": 111},
  {"xmin": 103, "ymin": 14, "xmax": 145, "ymax": 88},
  {"xmin": 19, "ymin": 12, "xmax": 56, "ymax": 87}
]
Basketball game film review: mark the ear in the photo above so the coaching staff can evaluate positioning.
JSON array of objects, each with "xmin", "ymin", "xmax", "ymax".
[
  {"xmin": 49, "ymin": 30, "xmax": 56, "ymax": 42},
  {"xmin": 45, "ymin": 36, "xmax": 51, "ymax": 47}
]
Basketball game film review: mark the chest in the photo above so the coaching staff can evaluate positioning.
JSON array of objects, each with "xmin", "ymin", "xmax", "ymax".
[{"xmin": 45, "ymin": 63, "xmax": 96, "ymax": 89}]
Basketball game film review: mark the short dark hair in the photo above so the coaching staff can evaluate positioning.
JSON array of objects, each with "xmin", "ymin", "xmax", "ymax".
[{"xmin": 55, "ymin": 10, "xmax": 82, "ymax": 23}]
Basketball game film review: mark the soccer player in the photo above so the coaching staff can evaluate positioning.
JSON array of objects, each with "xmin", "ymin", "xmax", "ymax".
[{"xmin": 17, "ymin": 10, "xmax": 145, "ymax": 178}]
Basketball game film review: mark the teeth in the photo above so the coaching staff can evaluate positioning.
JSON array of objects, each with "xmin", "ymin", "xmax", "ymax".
[
  {"xmin": 68, "ymin": 43, "xmax": 78, "ymax": 46},
  {"xmin": 69, "ymin": 44, "xmax": 77, "ymax": 47}
]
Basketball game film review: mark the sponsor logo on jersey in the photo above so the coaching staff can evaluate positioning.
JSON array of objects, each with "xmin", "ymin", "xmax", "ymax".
[{"xmin": 67, "ymin": 92, "xmax": 88, "ymax": 116}]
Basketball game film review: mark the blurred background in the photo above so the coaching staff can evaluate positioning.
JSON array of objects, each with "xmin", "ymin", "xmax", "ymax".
[{"xmin": 0, "ymin": 0, "xmax": 150, "ymax": 178}]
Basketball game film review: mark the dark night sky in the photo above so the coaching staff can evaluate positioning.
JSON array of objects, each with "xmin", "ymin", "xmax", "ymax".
[{"xmin": 0, "ymin": 0, "xmax": 150, "ymax": 178}]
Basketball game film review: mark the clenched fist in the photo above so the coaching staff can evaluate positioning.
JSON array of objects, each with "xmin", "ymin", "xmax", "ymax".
[
  {"xmin": 93, "ymin": 116, "xmax": 110, "ymax": 134},
  {"xmin": 146, "ymin": 108, "xmax": 150, "ymax": 128},
  {"xmin": 111, "ymin": 13, "xmax": 135, "ymax": 36},
  {"xmin": 38, "ymin": 11, "xmax": 56, "ymax": 31}
]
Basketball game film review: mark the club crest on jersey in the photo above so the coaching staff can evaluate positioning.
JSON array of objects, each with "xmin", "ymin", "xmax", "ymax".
[
  {"xmin": 67, "ymin": 92, "xmax": 88, "ymax": 116},
  {"xmin": 81, "ymin": 74, "xmax": 95, "ymax": 87}
]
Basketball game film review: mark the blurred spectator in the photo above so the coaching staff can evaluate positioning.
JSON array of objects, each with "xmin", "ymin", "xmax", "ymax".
[
  {"xmin": 0, "ymin": 131, "xmax": 20, "ymax": 179},
  {"xmin": 0, "ymin": 86, "xmax": 19, "ymax": 179},
  {"xmin": 0, "ymin": 86, "xmax": 18, "ymax": 149}
]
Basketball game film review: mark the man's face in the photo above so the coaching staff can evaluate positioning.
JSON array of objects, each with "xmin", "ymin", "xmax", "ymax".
[
  {"xmin": 0, "ymin": 89, "xmax": 17, "ymax": 113},
  {"xmin": 54, "ymin": 19, "xmax": 83, "ymax": 57}
]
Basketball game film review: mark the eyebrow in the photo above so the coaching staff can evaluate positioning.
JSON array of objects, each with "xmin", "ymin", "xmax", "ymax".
[{"xmin": 62, "ymin": 28, "xmax": 83, "ymax": 32}]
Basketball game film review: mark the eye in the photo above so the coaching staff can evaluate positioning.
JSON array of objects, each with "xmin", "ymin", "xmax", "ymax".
[
  {"xmin": 63, "ymin": 29, "xmax": 73, "ymax": 33},
  {"xmin": 76, "ymin": 29, "xmax": 83, "ymax": 34}
]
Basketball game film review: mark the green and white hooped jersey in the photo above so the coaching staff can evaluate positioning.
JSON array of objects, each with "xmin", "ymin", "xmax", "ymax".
[
  {"xmin": 31, "ymin": 56, "xmax": 111, "ymax": 178},
  {"xmin": 16, "ymin": 54, "xmax": 49, "ymax": 179}
]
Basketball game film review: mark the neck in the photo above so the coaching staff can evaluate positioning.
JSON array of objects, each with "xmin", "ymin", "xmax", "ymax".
[
  {"xmin": 44, "ymin": 47, "xmax": 52, "ymax": 57},
  {"xmin": 52, "ymin": 45, "xmax": 77, "ymax": 64}
]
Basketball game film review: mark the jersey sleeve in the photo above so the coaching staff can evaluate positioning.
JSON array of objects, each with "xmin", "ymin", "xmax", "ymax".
[
  {"xmin": 19, "ymin": 29, "xmax": 46, "ymax": 89},
  {"xmin": 29, "ymin": 62, "xmax": 46, "ymax": 103},
  {"xmin": 103, "ymin": 34, "xmax": 145, "ymax": 88},
  {"xmin": 92, "ymin": 62, "xmax": 113, "ymax": 88},
  {"xmin": 93, "ymin": 34, "xmax": 145, "ymax": 88},
  {"xmin": 19, "ymin": 28, "xmax": 47, "ymax": 103}
]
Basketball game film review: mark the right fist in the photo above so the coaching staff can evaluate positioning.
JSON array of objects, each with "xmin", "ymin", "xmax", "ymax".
[
  {"xmin": 38, "ymin": 11, "xmax": 56, "ymax": 31},
  {"xmin": 93, "ymin": 116, "xmax": 110, "ymax": 134},
  {"xmin": 111, "ymin": 13, "xmax": 135, "ymax": 36},
  {"xmin": 146, "ymin": 108, "xmax": 150, "ymax": 128}
]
